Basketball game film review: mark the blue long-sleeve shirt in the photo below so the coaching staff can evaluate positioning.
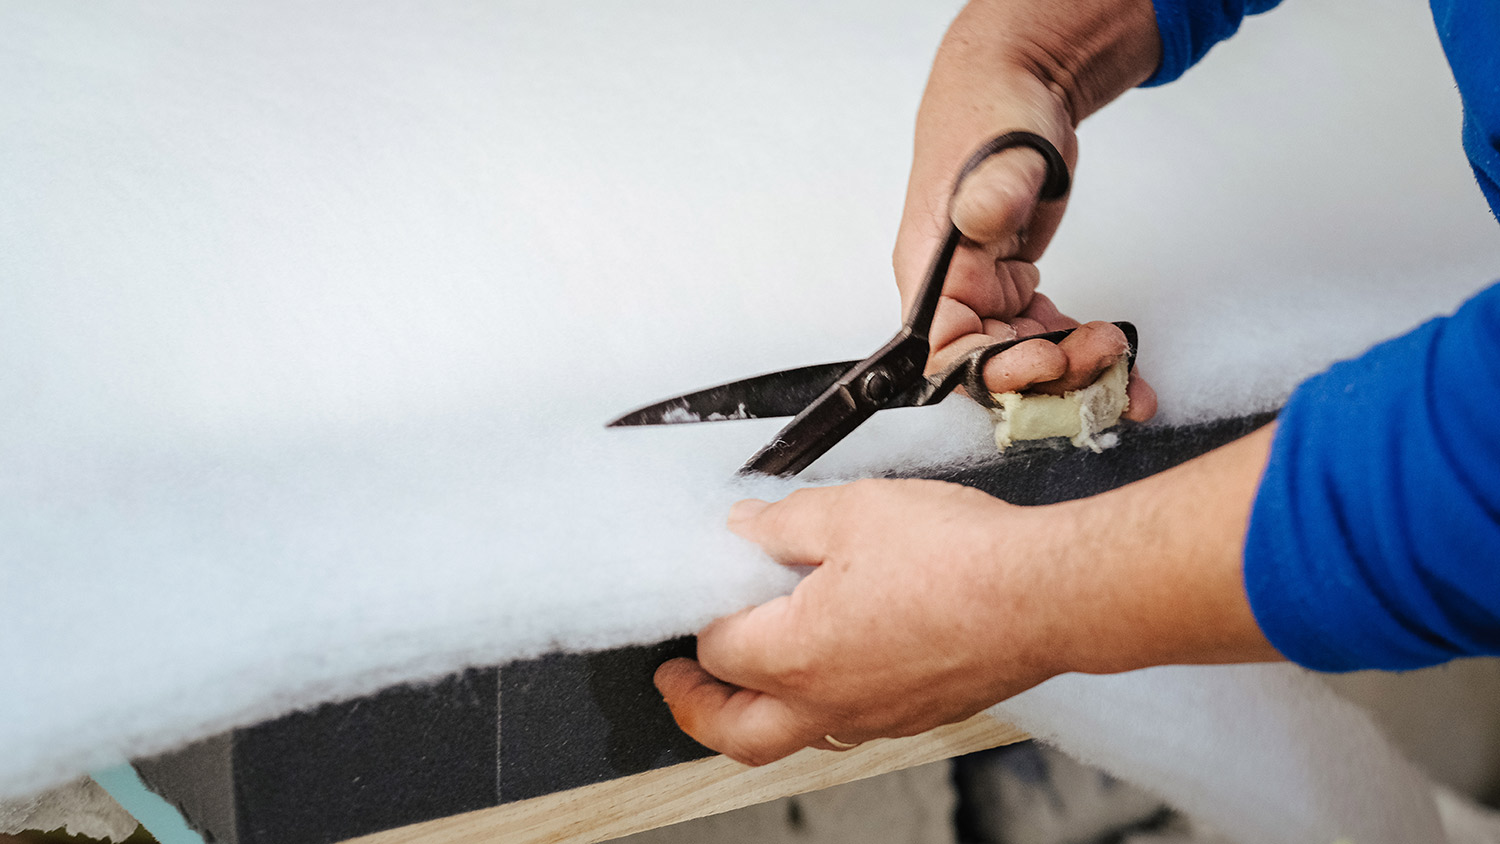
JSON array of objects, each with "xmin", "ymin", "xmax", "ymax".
[{"xmin": 1146, "ymin": 0, "xmax": 1500, "ymax": 670}]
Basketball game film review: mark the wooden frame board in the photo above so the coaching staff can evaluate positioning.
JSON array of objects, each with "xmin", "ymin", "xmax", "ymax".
[{"xmin": 342, "ymin": 713, "xmax": 1026, "ymax": 844}]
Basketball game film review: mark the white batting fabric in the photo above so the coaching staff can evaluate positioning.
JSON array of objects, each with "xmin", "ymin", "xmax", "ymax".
[
  {"xmin": 997, "ymin": 666, "xmax": 1500, "ymax": 844},
  {"xmin": 4, "ymin": 2, "xmax": 1499, "ymax": 841}
]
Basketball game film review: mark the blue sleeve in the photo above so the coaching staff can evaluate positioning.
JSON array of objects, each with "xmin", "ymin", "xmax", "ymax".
[
  {"xmin": 1431, "ymin": 0, "xmax": 1500, "ymax": 222},
  {"xmin": 1244, "ymin": 282, "xmax": 1500, "ymax": 671},
  {"xmin": 1143, "ymin": 0, "xmax": 1500, "ymax": 669},
  {"xmin": 1142, "ymin": 0, "xmax": 1284, "ymax": 87}
]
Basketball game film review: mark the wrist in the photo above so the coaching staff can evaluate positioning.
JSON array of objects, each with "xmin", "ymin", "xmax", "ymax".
[
  {"xmin": 1039, "ymin": 425, "xmax": 1284, "ymax": 677},
  {"xmin": 947, "ymin": 0, "xmax": 1162, "ymax": 124}
]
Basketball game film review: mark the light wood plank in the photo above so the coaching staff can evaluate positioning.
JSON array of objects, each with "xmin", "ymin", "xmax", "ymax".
[{"xmin": 342, "ymin": 714, "xmax": 1026, "ymax": 844}]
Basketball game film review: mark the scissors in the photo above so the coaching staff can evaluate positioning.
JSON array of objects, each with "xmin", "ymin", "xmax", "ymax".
[{"xmin": 608, "ymin": 131, "xmax": 1137, "ymax": 477}]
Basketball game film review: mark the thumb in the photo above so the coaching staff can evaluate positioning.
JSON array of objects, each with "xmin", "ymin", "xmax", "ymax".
[
  {"xmin": 896, "ymin": 126, "xmax": 1071, "ymax": 305},
  {"xmin": 895, "ymin": 57, "xmax": 1077, "ymax": 300},
  {"xmin": 654, "ymin": 658, "xmax": 813, "ymax": 767},
  {"xmin": 949, "ymin": 148, "xmax": 1049, "ymax": 248}
]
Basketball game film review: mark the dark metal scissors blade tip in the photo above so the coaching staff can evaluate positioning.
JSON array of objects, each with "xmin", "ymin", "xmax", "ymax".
[
  {"xmin": 606, "ymin": 360, "xmax": 862, "ymax": 428},
  {"xmin": 607, "ymin": 400, "xmax": 755, "ymax": 427}
]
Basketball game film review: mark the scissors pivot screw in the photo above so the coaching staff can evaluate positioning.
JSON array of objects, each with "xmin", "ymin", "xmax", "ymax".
[{"xmin": 861, "ymin": 369, "xmax": 895, "ymax": 404}]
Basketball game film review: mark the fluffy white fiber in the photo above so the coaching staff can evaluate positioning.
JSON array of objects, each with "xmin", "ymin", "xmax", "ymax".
[
  {"xmin": 3, "ymin": 0, "xmax": 1499, "ymax": 839},
  {"xmin": 998, "ymin": 666, "xmax": 1489, "ymax": 843}
]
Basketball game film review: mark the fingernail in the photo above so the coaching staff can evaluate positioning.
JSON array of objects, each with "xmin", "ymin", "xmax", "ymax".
[{"xmin": 728, "ymin": 498, "xmax": 769, "ymax": 526}]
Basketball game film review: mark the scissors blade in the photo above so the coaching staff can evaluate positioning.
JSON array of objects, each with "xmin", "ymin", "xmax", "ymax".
[
  {"xmin": 738, "ymin": 383, "xmax": 869, "ymax": 476},
  {"xmin": 739, "ymin": 331, "xmax": 930, "ymax": 476},
  {"xmin": 606, "ymin": 360, "xmax": 862, "ymax": 427}
]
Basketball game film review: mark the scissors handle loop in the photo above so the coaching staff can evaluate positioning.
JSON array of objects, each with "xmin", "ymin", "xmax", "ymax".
[
  {"xmin": 954, "ymin": 131, "xmax": 1071, "ymax": 201},
  {"xmin": 907, "ymin": 131, "xmax": 1071, "ymax": 343},
  {"xmin": 948, "ymin": 321, "xmax": 1139, "ymax": 410},
  {"xmin": 740, "ymin": 131, "xmax": 1075, "ymax": 476}
]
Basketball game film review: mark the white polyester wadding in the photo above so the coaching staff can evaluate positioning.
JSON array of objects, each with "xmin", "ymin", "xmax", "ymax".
[
  {"xmin": 3, "ymin": 2, "xmax": 1500, "ymax": 842},
  {"xmin": 997, "ymin": 666, "xmax": 1500, "ymax": 843}
]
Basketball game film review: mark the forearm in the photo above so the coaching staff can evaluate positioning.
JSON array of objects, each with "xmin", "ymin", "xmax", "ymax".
[
  {"xmin": 1247, "ymin": 284, "xmax": 1500, "ymax": 670},
  {"xmin": 1028, "ymin": 424, "xmax": 1284, "ymax": 679}
]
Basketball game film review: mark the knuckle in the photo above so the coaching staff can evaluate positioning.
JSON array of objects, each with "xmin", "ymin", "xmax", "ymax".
[
  {"xmin": 825, "ymin": 698, "xmax": 867, "ymax": 728},
  {"xmin": 781, "ymin": 486, "xmax": 824, "ymax": 508},
  {"xmin": 982, "ymin": 319, "xmax": 1019, "ymax": 341},
  {"xmin": 1011, "ymin": 317, "xmax": 1046, "ymax": 337},
  {"xmin": 934, "ymin": 296, "xmax": 984, "ymax": 339},
  {"xmin": 776, "ymin": 664, "xmax": 815, "ymax": 694},
  {"xmin": 998, "ymin": 262, "xmax": 1040, "ymax": 305},
  {"xmin": 770, "ymin": 631, "xmax": 820, "ymax": 691}
]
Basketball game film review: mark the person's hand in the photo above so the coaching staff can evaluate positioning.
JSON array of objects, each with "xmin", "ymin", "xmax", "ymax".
[
  {"xmin": 895, "ymin": 0, "xmax": 1163, "ymax": 415},
  {"xmin": 655, "ymin": 429, "xmax": 1284, "ymax": 767},
  {"xmin": 656, "ymin": 480, "xmax": 1067, "ymax": 766}
]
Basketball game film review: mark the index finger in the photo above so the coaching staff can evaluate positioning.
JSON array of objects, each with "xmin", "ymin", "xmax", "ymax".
[{"xmin": 728, "ymin": 487, "xmax": 840, "ymax": 567}]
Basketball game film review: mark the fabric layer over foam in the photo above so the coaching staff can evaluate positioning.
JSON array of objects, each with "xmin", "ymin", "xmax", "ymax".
[{"xmin": 3, "ymin": 2, "xmax": 1500, "ymax": 840}]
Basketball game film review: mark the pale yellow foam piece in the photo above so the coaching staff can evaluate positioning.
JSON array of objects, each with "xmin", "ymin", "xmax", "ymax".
[{"xmin": 989, "ymin": 359, "xmax": 1130, "ymax": 453}]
